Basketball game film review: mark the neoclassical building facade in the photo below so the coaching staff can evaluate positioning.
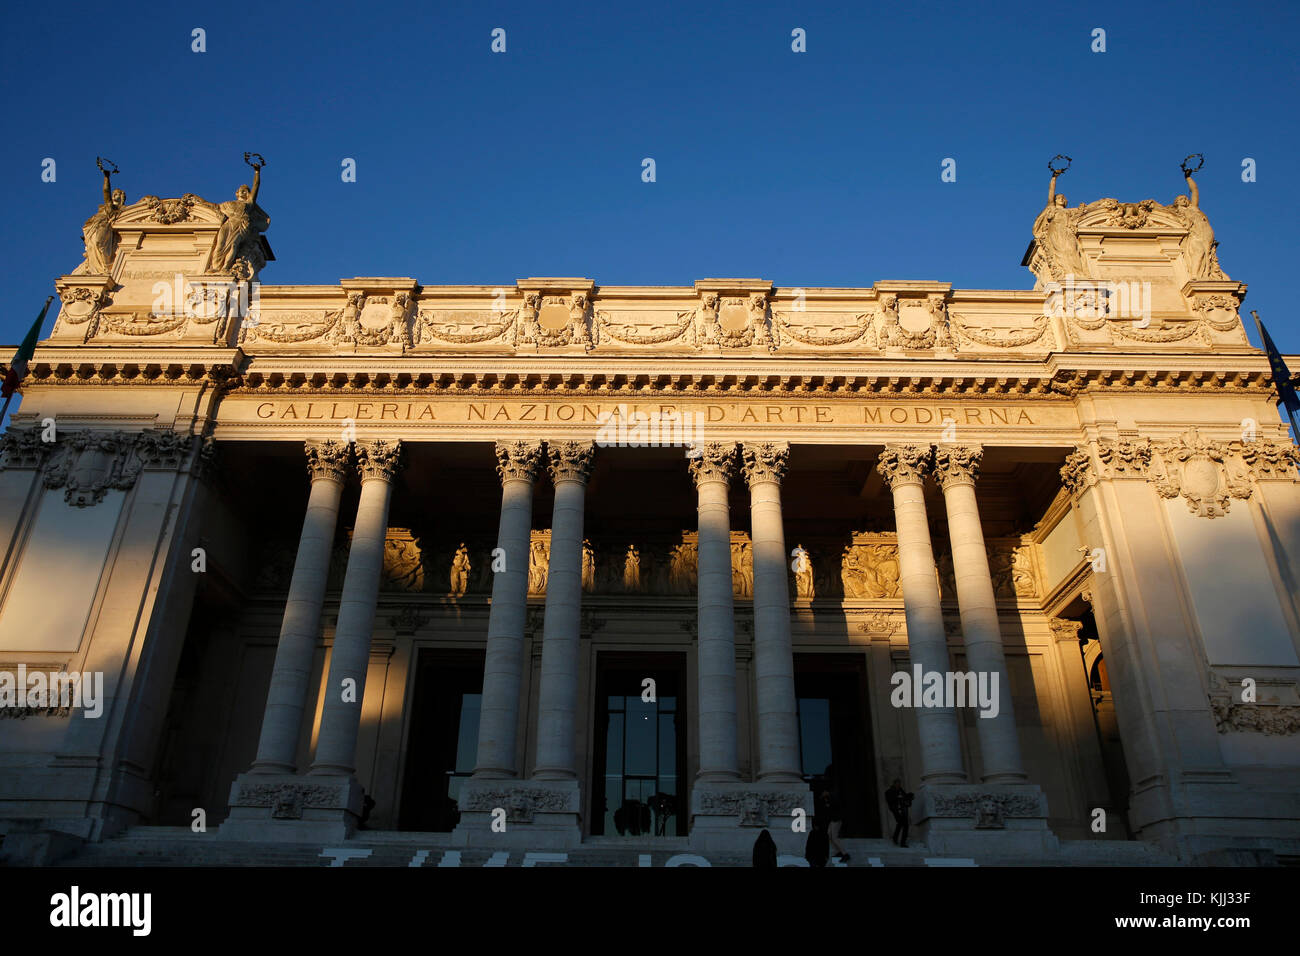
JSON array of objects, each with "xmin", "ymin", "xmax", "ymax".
[{"xmin": 1, "ymin": 175, "xmax": 1298, "ymax": 864}]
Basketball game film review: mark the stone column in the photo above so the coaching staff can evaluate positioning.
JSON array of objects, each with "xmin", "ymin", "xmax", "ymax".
[
  {"xmin": 876, "ymin": 444, "xmax": 966, "ymax": 784},
  {"xmin": 933, "ymin": 444, "xmax": 1026, "ymax": 783},
  {"xmin": 309, "ymin": 439, "xmax": 403, "ymax": 777},
  {"xmin": 249, "ymin": 440, "xmax": 350, "ymax": 773},
  {"xmin": 741, "ymin": 442, "xmax": 802, "ymax": 783},
  {"xmin": 689, "ymin": 442, "xmax": 741, "ymax": 782},
  {"xmin": 472, "ymin": 440, "xmax": 543, "ymax": 779},
  {"xmin": 532, "ymin": 440, "xmax": 595, "ymax": 780}
]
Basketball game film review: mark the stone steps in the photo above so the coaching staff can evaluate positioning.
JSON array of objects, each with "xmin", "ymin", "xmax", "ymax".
[{"xmin": 52, "ymin": 827, "xmax": 1176, "ymax": 867}]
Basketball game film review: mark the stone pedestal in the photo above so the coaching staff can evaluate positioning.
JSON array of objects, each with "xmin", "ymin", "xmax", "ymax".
[
  {"xmin": 220, "ymin": 773, "xmax": 363, "ymax": 843},
  {"xmin": 913, "ymin": 783, "xmax": 1058, "ymax": 856},
  {"xmin": 451, "ymin": 778, "xmax": 582, "ymax": 849},
  {"xmin": 688, "ymin": 781, "xmax": 813, "ymax": 855}
]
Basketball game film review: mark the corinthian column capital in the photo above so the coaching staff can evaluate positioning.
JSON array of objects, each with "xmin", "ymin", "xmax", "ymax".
[
  {"xmin": 933, "ymin": 444, "xmax": 984, "ymax": 488},
  {"xmin": 495, "ymin": 440, "xmax": 544, "ymax": 484},
  {"xmin": 547, "ymin": 440, "xmax": 595, "ymax": 484},
  {"xmin": 355, "ymin": 439, "xmax": 403, "ymax": 483},
  {"xmin": 688, "ymin": 441, "xmax": 737, "ymax": 486},
  {"xmin": 876, "ymin": 443, "xmax": 933, "ymax": 489},
  {"xmin": 741, "ymin": 441, "xmax": 790, "ymax": 486},
  {"xmin": 1048, "ymin": 618, "xmax": 1084, "ymax": 643},
  {"xmin": 304, "ymin": 439, "xmax": 351, "ymax": 483}
]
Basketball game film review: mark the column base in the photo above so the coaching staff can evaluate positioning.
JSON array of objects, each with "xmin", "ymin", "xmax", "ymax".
[
  {"xmin": 688, "ymin": 781, "xmax": 813, "ymax": 854},
  {"xmin": 913, "ymin": 782, "xmax": 1059, "ymax": 857},
  {"xmin": 451, "ymin": 778, "xmax": 582, "ymax": 849},
  {"xmin": 219, "ymin": 772, "xmax": 362, "ymax": 843}
]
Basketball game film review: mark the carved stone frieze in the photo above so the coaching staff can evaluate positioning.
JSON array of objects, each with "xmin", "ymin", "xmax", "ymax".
[
  {"xmin": 856, "ymin": 612, "xmax": 901, "ymax": 638},
  {"xmin": 231, "ymin": 782, "xmax": 343, "ymax": 819},
  {"xmin": 1240, "ymin": 439, "xmax": 1300, "ymax": 481},
  {"xmin": 693, "ymin": 789, "xmax": 801, "ymax": 826},
  {"xmin": 881, "ymin": 294, "xmax": 952, "ymax": 349},
  {"xmin": 460, "ymin": 786, "xmax": 579, "ymax": 822},
  {"xmin": 0, "ymin": 427, "xmax": 53, "ymax": 470},
  {"xmin": 42, "ymin": 431, "xmax": 142, "ymax": 506},
  {"xmin": 1210, "ymin": 699, "xmax": 1300, "ymax": 735},
  {"xmin": 927, "ymin": 789, "xmax": 1043, "ymax": 821},
  {"xmin": 841, "ymin": 541, "xmax": 901, "ymax": 599}
]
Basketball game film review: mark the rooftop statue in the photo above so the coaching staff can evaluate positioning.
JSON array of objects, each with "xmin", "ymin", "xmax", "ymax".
[
  {"xmin": 1171, "ymin": 154, "xmax": 1226, "ymax": 280},
  {"xmin": 1032, "ymin": 155, "xmax": 1086, "ymax": 282},
  {"xmin": 81, "ymin": 158, "xmax": 126, "ymax": 275},
  {"xmin": 205, "ymin": 152, "xmax": 270, "ymax": 277}
]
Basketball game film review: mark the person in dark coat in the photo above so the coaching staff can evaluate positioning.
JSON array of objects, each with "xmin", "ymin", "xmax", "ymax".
[
  {"xmin": 822, "ymin": 764, "xmax": 851, "ymax": 863},
  {"xmin": 752, "ymin": 828, "xmax": 778, "ymax": 868},
  {"xmin": 804, "ymin": 820, "xmax": 830, "ymax": 867},
  {"xmin": 885, "ymin": 778, "xmax": 914, "ymax": 848}
]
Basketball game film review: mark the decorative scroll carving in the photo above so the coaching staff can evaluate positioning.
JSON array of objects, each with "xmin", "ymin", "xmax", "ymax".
[
  {"xmin": 1048, "ymin": 618, "xmax": 1084, "ymax": 642},
  {"xmin": 770, "ymin": 311, "xmax": 873, "ymax": 347},
  {"xmin": 1148, "ymin": 428, "xmax": 1251, "ymax": 518},
  {"xmin": 687, "ymin": 441, "xmax": 736, "ymax": 485},
  {"xmin": 596, "ymin": 309, "xmax": 691, "ymax": 346},
  {"xmin": 950, "ymin": 312, "xmax": 1049, "ymax": 348},
  {"xmin": 1241, "ymin": 439, "xmax": 1300, "ymax": 480},
  {"xmin": 416, "ymin": 309, "xmax": 516, "ymax": 345},
  {"xmin": 42, "ymin": 431, "xmax": 143, "ymax": 506},
  {"xmin": 0, "ymin": 427, "xmax": 53, "ymax": 470},
  {"xmin": 305, "ymin": 439, "xmax": 350, "ymax": 483},
  {"xmin": 494, "ymin": 440, "xmax": 544, "ymax": 484},
  {"xmin": 1096, "ymin": 439, "xmax": 1152, "ymax": 478},
  {"xmin": 1060, "ymin": 449, "xmax": 1095, "ymax": 496},
  {"xmin": 140, "ymin": 193, "xmax": 202, "ymax": 224},
  {"xmin": 741, "ymin": 441, "xmax": 789, "ymax": 485},
  {"xmin": 856, "ymin": 612, "xmax": 901, "ymax": 638},
  {"xmin": 547, "ymin": 440, "xmax": 595, "ymax": 484},
  {"xmin": 933, "ymin": 444, "xmax": 983, "ymax": 488},
  {"xmin": 876, "ymin": 443, "xmax": 933, "ymax": 488}
]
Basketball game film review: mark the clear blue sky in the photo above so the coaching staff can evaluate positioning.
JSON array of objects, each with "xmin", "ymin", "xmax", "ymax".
[{"xmin": 2, "ymin": 0, "xmax": 1297, "ymax": 351}]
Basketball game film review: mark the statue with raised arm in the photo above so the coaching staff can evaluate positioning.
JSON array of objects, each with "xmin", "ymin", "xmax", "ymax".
[
  {"xmin": 82, "ymin": 158, "xmax": 126, "ymax": 274},
  {"xmin": 1172, "ymin": 155, "xmax": 1226, "ymax": 280},
  {"xmin": 1032, "ymin": 155, "xmax": 1087, "ymax": 281},
  {"xmin": 206, "ymin": 152, "xmax": 270, "ymax": 275}
]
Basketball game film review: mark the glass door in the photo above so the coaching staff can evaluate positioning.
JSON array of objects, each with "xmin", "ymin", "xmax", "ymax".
[{"xmin": 592, "ymin": 654, "xmax": 686, "ymax": 837}]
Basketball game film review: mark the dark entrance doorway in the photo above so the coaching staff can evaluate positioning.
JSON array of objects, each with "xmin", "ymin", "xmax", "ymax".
[
  {"xmin": 795, "ymin": 653, "xmax": 879, "ymax": 837},
  {"xmin": 399, "ymin": 649, "xmax": 484, "ymax": 831},
  {"xmin": 591, "ymin": 653, "xmax": 688, "ymax": 837}
]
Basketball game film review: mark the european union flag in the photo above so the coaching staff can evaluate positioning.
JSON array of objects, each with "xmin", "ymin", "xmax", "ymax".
[{"xmin": 1252, "ymin": 311, "xmax": 1300, "ymax": 413}]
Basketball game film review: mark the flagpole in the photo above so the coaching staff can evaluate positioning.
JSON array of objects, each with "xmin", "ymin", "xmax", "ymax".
[
  {"xmin": 1251, "ymin": 310, "xmax": 1300, "ymax": 443},
  {"xmin": 1, "ymin": 295, "xmax": 55, "ymax": 427}
]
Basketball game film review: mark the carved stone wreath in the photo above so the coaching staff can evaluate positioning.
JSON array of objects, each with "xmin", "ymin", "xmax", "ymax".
[
  {"xmin": 139, "ymin": 193, "xmax": 202, "ymax": 224},
  {"xmin": 950, "ymin": 312, "xmax": 1048, "ymax": 348}
]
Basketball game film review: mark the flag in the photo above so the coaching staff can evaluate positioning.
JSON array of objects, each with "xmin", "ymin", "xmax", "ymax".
[
  {"xmin": 2, "ymin": 296, "xmax": 54, "ymax": 399},
  {"xmin": 1252, "ymin": 311, "xmax": 1300, "ymax": 413}
]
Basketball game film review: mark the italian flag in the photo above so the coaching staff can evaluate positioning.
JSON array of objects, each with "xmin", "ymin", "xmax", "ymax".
[{"xmin": 1, "ymin": 296, "xmax": 54, "ymax": 400}]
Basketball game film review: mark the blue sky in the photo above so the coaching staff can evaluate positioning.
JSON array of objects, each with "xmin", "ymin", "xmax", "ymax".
[{"xmin": 2, "ymin": 0, "xmax": 1297, "ymax": 350}]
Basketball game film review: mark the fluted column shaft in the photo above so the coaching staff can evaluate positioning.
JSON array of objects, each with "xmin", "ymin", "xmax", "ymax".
[
  {"xmin": 934, "ymin": 444, "xmax": 1026, "ymax": 782},
  {"xmin": 878, "ymin": 444, "xmax": 966, "ymax": 784},
  {"xmin": 473, "ymin": 441, "xmax": 543, "ymax": 778},
  {"xmin": 533, "ymin": 441, "xmax": 594, "ymax": 780},
  {"xmin": 743, "ymin": 442, "xmax": 802, "ymax": 783},
  {"xmin": 250, "ymin": 440, "xmax": 350, "ymax": 773},
  {"xmin": 690, "ymin": 443, "xmax": 741, "ymax": 782},
  {"xmin": 309, "ymin": 440, "xmax": 402, "ymax": 776}
]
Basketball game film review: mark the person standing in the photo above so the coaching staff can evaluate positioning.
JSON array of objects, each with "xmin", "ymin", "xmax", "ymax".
[
  {"xmin": 885, "ymin": 778, "xmax": 913, "ymax": 848},
  {"xmin": 823, "ymin": 764, "xmax": 850, "ymax": 863}
]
